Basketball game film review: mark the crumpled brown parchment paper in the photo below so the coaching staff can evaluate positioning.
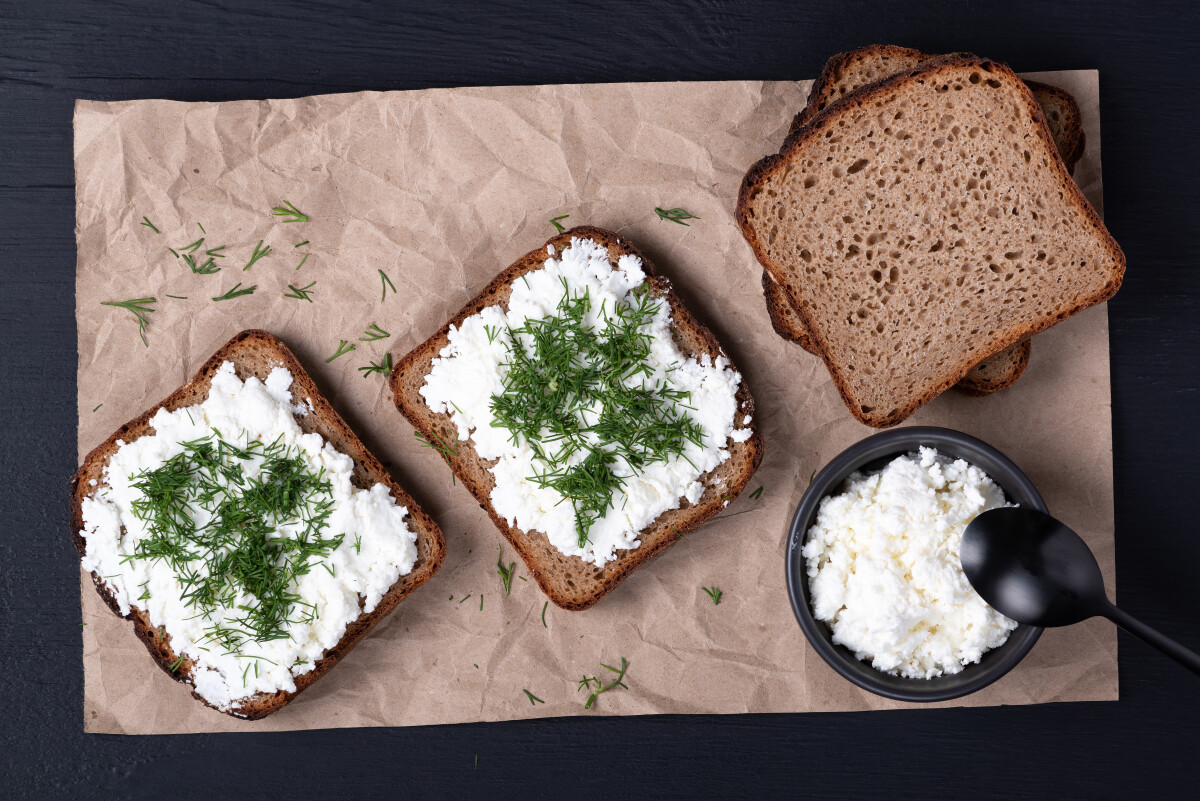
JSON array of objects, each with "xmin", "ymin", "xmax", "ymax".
[{"xmin": 74, "ymin": 71, "xmax": 1116, "ymax": 733}]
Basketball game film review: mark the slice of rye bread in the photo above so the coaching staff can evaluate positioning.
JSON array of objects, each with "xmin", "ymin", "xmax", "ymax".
[
  {"xmin": 70, "ymin": 329, "xmax": 446, "ymax": 719},
  {"xmin": 737, "ymin": 55, "xmax": 1124, "ymax": 427},
  {"xmin": 390, "ymin": 226, "xmax": 763, "ymax": 611},
  {"xmin": 762, "ymin": 46, "xmax": 1086, "ymax": 395}
]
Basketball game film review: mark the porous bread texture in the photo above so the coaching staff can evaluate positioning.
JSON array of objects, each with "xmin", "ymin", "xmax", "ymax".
[
  {"xmin": 739, "ymin": 55, "xmax": 1124, "ymax": 427},
  {"xmin": 70, "ymin": 330, "xmax": 446, "ymax": 719},
  {"xmin": 763, "ymin": 46, "xmax": 1087, "ymax": 396},
  {"xmin": 391, "ymin": 227, "xmax": 762, "ymax": 610}
]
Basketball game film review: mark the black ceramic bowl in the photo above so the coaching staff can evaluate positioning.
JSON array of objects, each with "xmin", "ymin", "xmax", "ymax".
[{"xmin": 785, "ymin": 426, "xmax": 1045, "ymax": 702}]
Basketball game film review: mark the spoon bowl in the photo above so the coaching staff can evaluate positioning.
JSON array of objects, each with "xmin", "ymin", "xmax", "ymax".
[
  {"xmin": 961, "ymin": 507, "xmax": 1106, "ymax": 627},
  {"xmin": 962, "ymin": 507, "xmax": 1200, "ymax": 676}
]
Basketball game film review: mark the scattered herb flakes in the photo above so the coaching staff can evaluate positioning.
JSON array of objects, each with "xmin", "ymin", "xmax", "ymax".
[
  {"xmin": 479, "ymin": 594, "xmax": 484, "ymax": 610},
  {"xmin": 243, "ymin": 240, "xmax": 271, "ymax": 271},
  {"xmin": 654, "ymin": 207, "xmax": 700, "ymax": 226},
  {"xmin": 474, "ymin": 755, "xmax": 478, "ymax": 771},
  {"xmin": 496, "ymin": 547, "xmax": 517, "ymax": 595},
  {"xmin": 165, "ymin": 294, "xmax": 188, "ymax": 299},
  {"xmin": 100, "ymin": 296, "xmax": 156, "ymax": 346},
  {"xmin": 325, "ymin": 339, "xmax": 356, "ymax": 363},
  {"xmin": 541, "ymin": 601, "xmax": 548, "ymax": 628},
  {"xmin": 295, "ymin": 253, "xmax": 309, "ymax": 271},
  {"xmin": 359, "ymin": 322, "xmax": 390, "ymax": 342},
  {"xmin": 702, "ymin": 586, "xmax": 723, "ymax": 606},
  {"xmin": 379, "ymin": 269, "xmax": 397, "ymax": 302},
  {"xmin": 474, "ymin": 663, "xmax": 479, "ymax": 669},
  {"xmin": 271, "ymin": 200, "xmax": 309, "ymax": 223},
  {"xmin": 92, "ymin": 403, "xmax": 103, "ymax": 413},
  {"xmin": 458, "ymin": 594, "xmax": 472, "ymax": 604},
  {"xmin": 749, "ymin": 486, "xmax": 764, "ymax": 500},
  {"xmin": 140, "ymin": 217, "xmax": 159, "ymax": 233},
  {"xmin": 719, "ymin": 493, "xmax": 736, "ymax": 502},
  {"xmin": 179, "ymin": 237, "xmax": 205, "ymax": 254},
  {"xmin": 197, "ymin": 222, "xmax": 206, "ymax": 234},
  {"xmin": 358, "ymin": 352, "xmax": 393, "ymax": 378},
  {"xmin": 578, "ymin": 657, "xmax": 629, "ymax": 710},
  {"xmin": 295, "ymin": 240, "xmax": 309, "ymax": 248},
  {"xmin": 549, "ymin": 214, "xmax": 570, "ymax": 233},
  {"xmin": 205, "ymin": 245, "xmax": 226, "ymax": 258},
  {"xmin": 169, "ymin": 655, "xmax": 185, "ymax": 673},
  {"xmin": 212, "ymin": 283, "xmax": 256, "ymax": 302},
  {"xmin": 283, "ymin": 281, "xmax": 317, "ymax": 302},
  {"xmin": 809, "ymin": 469, "xmax": 816, "ymax": 486},
  {"xmin": 522, "ymin": 689, "xmax": 545, "ymax": 706}
]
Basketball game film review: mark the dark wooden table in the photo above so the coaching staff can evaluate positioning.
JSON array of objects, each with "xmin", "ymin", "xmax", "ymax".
[{"xmin": 3, "ymin": 1, "xmax": 1198, "ymax": 797}]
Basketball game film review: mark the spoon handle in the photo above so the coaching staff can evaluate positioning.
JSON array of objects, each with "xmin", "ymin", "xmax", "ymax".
[{"xmin": 1103, "ymin": 602, "xmax": 1200, "ymax": 676}]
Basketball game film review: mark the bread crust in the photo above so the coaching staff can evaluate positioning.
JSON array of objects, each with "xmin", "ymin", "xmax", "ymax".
[
  {"xmin": 70, "ymin": 329, "xmax": 446, "ymax": 719},
  {"xmin": 390, "ymin": 226, "xmax": 762, "ymax": 610},
  {"xmin": 737, "ymin": 54, "xmax": 1124, "ymax": 427}
]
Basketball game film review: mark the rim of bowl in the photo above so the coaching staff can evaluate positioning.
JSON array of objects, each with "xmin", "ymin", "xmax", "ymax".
[{"xmin": 785, "ymin": 426, "xmax": 1046, "ymax": 702}]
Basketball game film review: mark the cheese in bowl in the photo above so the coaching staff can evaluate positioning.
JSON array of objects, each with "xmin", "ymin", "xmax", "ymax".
[{"xmin": 802, "ymin": 447, "xmax": 1018, "ymax": 679}]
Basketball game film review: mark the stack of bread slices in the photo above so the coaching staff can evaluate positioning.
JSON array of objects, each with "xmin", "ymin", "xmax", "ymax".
[{"xmin": 738, "ymin": 46, "xmax": 1124, "ymax": 426}]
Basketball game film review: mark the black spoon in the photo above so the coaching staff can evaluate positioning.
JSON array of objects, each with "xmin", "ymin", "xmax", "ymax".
[{"xmin": 962, "ymin": 507, "xmax": 1200, "ymax": 676}]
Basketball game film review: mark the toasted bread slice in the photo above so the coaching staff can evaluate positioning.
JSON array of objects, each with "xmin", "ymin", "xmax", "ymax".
[
  {"xmin": 762, "ymin": 46, "xmax": 1087, "ymax": 396},
  {"xmin": 738, "ymin": 55, "xmax": 1124, "ymax": 427},
  {"xmin": 391, "ymin": 226, "xmax": 762, "ymax": 610},
  {"xmin": 70, "ymin": 329, "xmax": 446, "ymax": 719}
]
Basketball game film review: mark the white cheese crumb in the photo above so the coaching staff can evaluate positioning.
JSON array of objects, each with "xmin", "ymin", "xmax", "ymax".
[{"xmin": 803, "ymin": 447, "xmax": 1018, "ymax": 679}]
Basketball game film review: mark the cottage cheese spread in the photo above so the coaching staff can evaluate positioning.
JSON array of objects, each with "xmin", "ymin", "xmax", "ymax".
[
  {"xmin": 803, "ymin": 447, "xmax": 1018, "ymax": 679},
  {"xmin": 420, "ymin": 236, "xmax": 749, "ymax": 567},
  {"xmin": 79, "ymin": 361, "xmax": 418, "ymax": 712}
]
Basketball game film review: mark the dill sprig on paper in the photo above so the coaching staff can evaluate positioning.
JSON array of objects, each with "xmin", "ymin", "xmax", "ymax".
[
  {"xmin": 325, "ymin": 339, "xmax": 356, "ymax": 363},
  {"xmin": 212, "ymin": 283, "xmax": 256, "ymax": 302},
  {"xmin": 283, "ymin": 281, "xmax": 316, "ymax": 302},
  {"xmin": 359, "ymin": 322, "xmax": 390, "ymax": 342},
  {"xmin": 243, "ymin": 240, "xmax": 271, "ymax": 271},
  {"xmin": 358, "ymin": 353, "xmax": 393, "ymax": 378},
  {"xmin": 654, "ymin": 207, "xmax": 700, "ymax": 226},
  {"xmin": 549, "ymin": 214, "xmax": 570, "ymax": 233},
  {"xmin": 496, "ymin": 547, "xmax": 517, "ymax": 595},
  {"xmin": 271, "ymin": 200, "xmax": 309, "ymax": 223},
  {"xmin": 701, "ymin": 586, "xmax": 723, "ymax": 606},
  {"xmin": 578, "ymin": 657, "xmax": 629, "ymax": 709},
  {"xmin": 100, "ymin": 296, "xmax": 156, "ymax": 346},
  {"xmin": 379, "ymin": 269, "xmax": 397, "ymax": 302}
]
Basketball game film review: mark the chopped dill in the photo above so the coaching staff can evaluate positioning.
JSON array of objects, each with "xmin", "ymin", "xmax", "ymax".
[
  {"xmin": 271, "ymin": 200, "xmax": 308, "ymax": 223},
  {"xmin": 654, "ymin": 207, "xmax": 700, "ymax": 226},
  {"xmin": 325, "ymin": 339, "xmax": 355, "ymax": 362},
  {"xmin": 100, "ymin": 296, "xmax": 156, "ymax": 346}
]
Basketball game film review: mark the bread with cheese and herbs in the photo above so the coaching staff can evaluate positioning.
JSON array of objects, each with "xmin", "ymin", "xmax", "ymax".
[{"xmin": 391, "ymin": 227, "xmax": 762, "ymax": 610}]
